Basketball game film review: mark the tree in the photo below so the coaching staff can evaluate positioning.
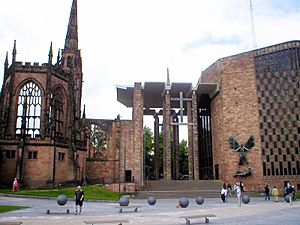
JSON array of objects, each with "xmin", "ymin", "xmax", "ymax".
[
  {"xmin": 179, "ymin": 139, "xmax": 188, "ymax": 175},
  {"xmin": 144, "ymin": 126, "xmax": 154, "ymax": 179}
]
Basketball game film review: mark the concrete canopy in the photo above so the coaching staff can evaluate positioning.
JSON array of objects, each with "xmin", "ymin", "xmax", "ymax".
[{"xmin": 116, "ymin": 82, "xmax": 218, "ymax": 115}]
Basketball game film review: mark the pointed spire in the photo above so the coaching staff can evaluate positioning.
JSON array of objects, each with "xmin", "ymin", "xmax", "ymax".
[
  {"xmin": 48, "ymin": 42, "xmax": 53, "ymax": 64},
  {"xmin": 166, "ymin": 67, "xmax": 170, "ymax": 86},
  {"xmin": 12, "ymin": 40, "xmax": 17, "ymax": 64},
  {"xmin": 56, "ymin": 48, "xmax": 61, "ymax": 65},
  {"xmin": 4, "ymin": 51, "xmax": 9, "ymax": 70},
  {"xmin": 64, "ymin": 0, "xmax": 78, "ymax": 51},
  {"xmin": 82, "ymin": 104, "xmax": 86, "ymax": 119}
]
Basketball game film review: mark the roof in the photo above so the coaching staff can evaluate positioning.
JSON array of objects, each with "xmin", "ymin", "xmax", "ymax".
[{"xmin": 116, "ymin": 81, "xmax": 218, "ymax": 111}]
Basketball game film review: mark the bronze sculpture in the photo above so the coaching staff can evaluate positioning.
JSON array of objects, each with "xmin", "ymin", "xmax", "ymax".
[{"xmin": 229, "ymin": 135, "xmax": 254, "ymax": 165}]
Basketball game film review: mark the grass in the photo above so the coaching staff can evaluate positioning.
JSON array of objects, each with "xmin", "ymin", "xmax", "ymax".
[
  {"xmin": 0, "ymin": 185, "xmax": 120, "ymax": 201},
  {"xmin": 0, "ymin": 205, "xmax": 29, "ymax": 213}
]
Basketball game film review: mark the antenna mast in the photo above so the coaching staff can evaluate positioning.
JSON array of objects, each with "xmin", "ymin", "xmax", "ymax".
[{"xmin": 249, "ymin": 0, "xmax": 257, "ymax": 49}]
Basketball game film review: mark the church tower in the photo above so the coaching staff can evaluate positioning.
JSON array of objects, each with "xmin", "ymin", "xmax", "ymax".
[{"xmin": 0, "ymin": 0, "xmax": 86, "ymax": 188}]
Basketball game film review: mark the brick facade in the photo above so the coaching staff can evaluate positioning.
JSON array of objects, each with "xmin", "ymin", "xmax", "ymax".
[{"xmin": 201, "ymin": 41, "xmax": 300, "ymax": 191}]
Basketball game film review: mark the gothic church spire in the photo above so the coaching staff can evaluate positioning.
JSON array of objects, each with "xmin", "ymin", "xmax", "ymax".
[{"xmin": 64, "ymin": 0, "xmax": 78, "ymax": 51}]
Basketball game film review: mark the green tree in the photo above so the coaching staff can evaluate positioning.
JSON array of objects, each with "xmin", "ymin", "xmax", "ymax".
[
  {"xmin": 144, "ymin": 126, "xmax": 154, "ymax": 178},
  {"xmin": 179, "ymin": 139, "xmax": 188, "ymax": 175}
]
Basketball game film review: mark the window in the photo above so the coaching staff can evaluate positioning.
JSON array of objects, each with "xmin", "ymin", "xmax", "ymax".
[
  {"xmin": 16, "ymin": 81, "xmax": 42, "ymax": 138},
  {"xmin": 58, "ymin": 152, "xmax": 65, "ymax": 161},
  {"xmin": 6, "ymin": 150, "xmax": 16, "ymax": 159},
  {"xmin": 28, "ymin": 151, "xmax": 37, "ymax": 159},
  {"xmin": 49, "ymin": 87, "xmax": 65, "ymax": 138}
]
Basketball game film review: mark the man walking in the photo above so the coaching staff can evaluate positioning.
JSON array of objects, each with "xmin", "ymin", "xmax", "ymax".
[
  {"xmin": 74, "ymin": 186, "xmax": 85, "ymax": 214},
  {"xmin": 264, "ymin": 184, "xmax": 270, "ymax": 201}
]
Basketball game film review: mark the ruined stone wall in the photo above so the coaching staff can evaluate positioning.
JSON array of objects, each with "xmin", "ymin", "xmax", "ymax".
[{"xmin": 85, "ymin": 120, "xmax": 136, "ymax": 189}]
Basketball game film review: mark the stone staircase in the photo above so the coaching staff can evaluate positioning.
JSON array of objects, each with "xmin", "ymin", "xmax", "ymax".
[{"xmin": 135, "ymin": 180, "xmax": 223, "ymax": 199}]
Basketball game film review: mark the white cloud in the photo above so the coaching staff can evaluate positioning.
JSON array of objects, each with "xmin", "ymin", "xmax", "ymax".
[{"xmin": 0, "ymin": 0, "xmax": 299, "ymax": 136}]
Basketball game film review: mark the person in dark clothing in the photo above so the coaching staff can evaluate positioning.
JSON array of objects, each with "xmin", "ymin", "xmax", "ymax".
[
  {"xmin": 240, "ymin": 181, "xmax": 245, "ymax": 192},
  {"xmin": 264, "ymin": 184, "xmax": 270, "ymax": 201},
  {"xmin": 74, "ymin": 186, "xmax": 84, "ymax": 214}
]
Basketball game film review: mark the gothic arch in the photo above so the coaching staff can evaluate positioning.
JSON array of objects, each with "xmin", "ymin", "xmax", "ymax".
[
  {"xmin": 15, "ymin": 80, "xmax": 43, "ymax": 138},
  {"xmin": 49, "ymin": 85, "xmax": 68, "ymax": 138}
]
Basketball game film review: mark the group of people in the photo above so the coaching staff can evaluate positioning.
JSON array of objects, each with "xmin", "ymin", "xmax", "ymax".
[
  {"xmin": 220, "ymin": 181, "xmax": 245, "ymax": 203},
  {"xmin": 264, "ymin": 183, "xmax": 296, "ymax": 202}
]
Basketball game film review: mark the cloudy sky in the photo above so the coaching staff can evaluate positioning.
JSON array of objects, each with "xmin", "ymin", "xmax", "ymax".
[{"xmin": 0, "ymin": 0, "xmax": 300, "ymax": 135}]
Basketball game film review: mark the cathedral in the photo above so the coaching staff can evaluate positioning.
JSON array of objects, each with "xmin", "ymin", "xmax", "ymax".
[{"xmin": 0, "ymin": 0, "xmax": 299, "ymax": 192}]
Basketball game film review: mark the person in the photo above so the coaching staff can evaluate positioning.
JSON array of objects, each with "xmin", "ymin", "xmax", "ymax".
[
  {"xmin": 271, "ymin": 186, "xmax": 279, "ymax": 202},
  {"xmin": 82, "ymin": 174, "xmax": 88, "ymax": 186},
  {"xmin": 12, "ymin": 178, "xmax": 19, "ymax": 192},
  {"xmin": 74, "ymin": 186, "xmax": 84, "ymax": 214},
  {"xmin": 286, "ymin": 185, "xmax": 295, "ymax": 204},
  {"xmin": 220, "ymin": 184, "xmax": 228, "ymax": 203},
  {"xmin": 240, "ymin": 181, "xmax": 245, "ymax": 192},
  {"xmin": 264, "ymin": 184, "xmax": 270, "ymax": 201},
  {"xmin": 227, "ymin": 183, "xmax": 232, "ymax": 196},
  {"xmin": 234, "ymin": 183, "xmax": 241, "ymax": 207}
]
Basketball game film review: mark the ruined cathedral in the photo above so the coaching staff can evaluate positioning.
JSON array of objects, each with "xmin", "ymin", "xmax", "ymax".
[{"xmin": 0, "ymin": 0, "xmax": 299, "ymax": 192}]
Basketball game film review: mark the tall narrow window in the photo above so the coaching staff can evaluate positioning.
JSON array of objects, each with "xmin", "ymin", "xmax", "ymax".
[
  {"xmin": 49, "ymin": 87, "xmax": 64, "ymax": 138},
  {"xmin": 16, "ymin": 81, "xmax": 42, "ymax": 138}
]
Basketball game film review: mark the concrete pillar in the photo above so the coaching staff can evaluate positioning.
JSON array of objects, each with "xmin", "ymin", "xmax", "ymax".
[
  {"xmin": 192, "ymin": 90, "xmax": 199, "ymax": 180},
  {"xmin": 133, "ymin": 82, "xmax": 144, "ymax": 185},
  {"xmin": 173, "ymin": 115, "xmax": 180, "ymax": 179},
  {"xmin": 163, "ymin": 90, "xmax": 171, "ymax": 180}
]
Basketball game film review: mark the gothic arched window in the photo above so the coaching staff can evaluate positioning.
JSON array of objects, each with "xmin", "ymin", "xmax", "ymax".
[
  {"xmin": 16, "ymin": 81, "xmax": 42, "ymax": 138},
  {"xmin": 49, "ymin": 87, "xmax": 64, "ymax": 138},
  {"xmin": 90, "ymin": 124, "xmax": 107, "ymax": 159}
]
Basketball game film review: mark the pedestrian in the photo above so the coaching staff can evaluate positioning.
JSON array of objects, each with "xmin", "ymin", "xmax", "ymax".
[
  {"xmin": 287, "ymin": 185, "xmax": 294, "ymax": 205},
  {"xmin": 82, "ymin": 174, "xmax": 88, "ymax": 186},
  {"xmin": 227, "ymin": 183, "xmax": 232, "ymax": 196},
  {"xmin": 234, "ymin": 183, "xmax": 241, "ymax": 207},
  {"xmin": 220, "ymin": 184, "xmax": 228, "ymax": 203},
  {"xmin": 12, "ymin": 178, "xmax": 19, "ymax": 192},
  {"xmin": 271, "ymin": 186, "xmax": 279, "ymax": 202},
  {"xmin": 264, "ymin": 184, "xmax": 270, "ymax": 201},
  {"xmin": 74, "ymin": 186, "xmax": 84, "ymax": 214},
  {"xmin": 240, "ymin": 181, "xmax": 245, "ymax": 192}
]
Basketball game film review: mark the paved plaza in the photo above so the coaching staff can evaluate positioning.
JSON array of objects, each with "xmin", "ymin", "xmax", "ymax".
[{"xmin": 0, "ymin": 195, "xmax": 299, "ymax": 225}]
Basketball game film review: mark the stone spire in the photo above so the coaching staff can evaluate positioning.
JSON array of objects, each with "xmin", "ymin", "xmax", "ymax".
[
  {"xmin": 166, "ymin": 67, "xmax": 170, "ymax": 86},
  {"xmin": 56, "ymin": 49, "xmax": 60, "ymax": 65},
  {"xmin": 82, "ymin": 104, "xmax": 86, "ymax": 119},
  {"xmin": 12, "ymin": 40, "xmax": 17, "ymax": 64},
  {"xmin": 64, "ymin": 0, "xmax": 78, "ymax": 51},
  {"xmin": 4, "ymin": 51, "xmax": 8, "ymax": 71},
  {"xmin": 48, "ymin": 42, "xmax": 53, "ymax": 64}
]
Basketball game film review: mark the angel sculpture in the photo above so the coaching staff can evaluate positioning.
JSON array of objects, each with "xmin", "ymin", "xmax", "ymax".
[{"xmin": 229, "ymin": 135, "xmax": 254, "ymax": 165}]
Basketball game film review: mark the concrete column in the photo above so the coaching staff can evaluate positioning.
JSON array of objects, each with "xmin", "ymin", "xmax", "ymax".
[
  {"xmin": 192, "ymin": 90, "xmax": 199, "ymax": 180},
  {"xmin": 187, "ymin": 101, "xmax": 194, "ymax": 179},
  {"xmin": 163, "ymin": 90, "xmax": 171, "ymax": 180},
  {"xmin": 133, "ymin": 82, "xmax": 144, "ymax": 185},
  {"xmin": 173, "ymin": 115, "xmax": 180, "ymax": 179}
]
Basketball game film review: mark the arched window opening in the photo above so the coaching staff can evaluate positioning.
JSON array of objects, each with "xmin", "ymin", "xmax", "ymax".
[
  {"xmin": 16, "ymin": 81, "xmax": 42, "ymax": 138},
  {"xmin": 90, "ymin": 124, "xmax": 107, "ymax": 159},
  {"xmin": 49, "ymin": 87, "xmax": 64, "ymax": 138}
]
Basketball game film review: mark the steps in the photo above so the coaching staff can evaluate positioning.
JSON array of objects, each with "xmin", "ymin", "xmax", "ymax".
[
  {"xmin": 134, "ymin": 180, "xmax": 261, "ymax": 199},
  {"xmin": 135, "ymin": 180, "xmax": 223, "ymax": 199}
]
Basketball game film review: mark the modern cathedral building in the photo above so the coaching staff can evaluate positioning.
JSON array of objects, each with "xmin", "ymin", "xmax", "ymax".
[{"xmin": 0, "ymin": 0, "xmax": 299, "ymax": 192}]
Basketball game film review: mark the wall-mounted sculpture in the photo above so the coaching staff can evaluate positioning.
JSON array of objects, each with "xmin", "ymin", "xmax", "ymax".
[{"xmin": 229, "ymin": 135, "xmax": 255, "ymax": 177}]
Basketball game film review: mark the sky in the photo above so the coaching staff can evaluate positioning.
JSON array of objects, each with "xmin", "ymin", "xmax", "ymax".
[{"xmin": 0, "ymin": 0, "xmax": 300, "ymax": 138}]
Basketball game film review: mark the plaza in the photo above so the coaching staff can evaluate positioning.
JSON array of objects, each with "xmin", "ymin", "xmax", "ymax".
[{"xmin": 0, "ymin": 195, "xmax": 299, "ymax": 225}]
